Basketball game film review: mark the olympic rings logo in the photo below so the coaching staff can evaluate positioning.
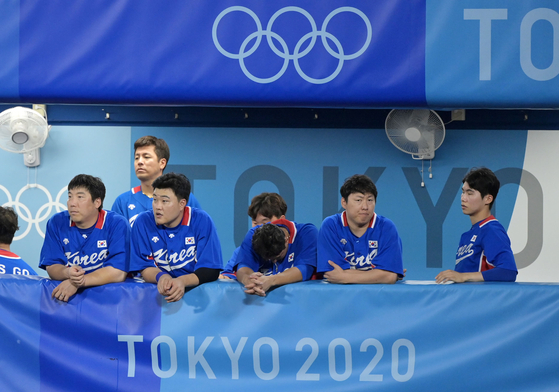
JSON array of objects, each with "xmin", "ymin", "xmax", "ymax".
[
  {"xmin": 212, "ymin": 6, "xmax": 372, "ymax": 84},
  {"xmin": 1, "ymin": 184, "xmax": 67, "ymax": 240}
]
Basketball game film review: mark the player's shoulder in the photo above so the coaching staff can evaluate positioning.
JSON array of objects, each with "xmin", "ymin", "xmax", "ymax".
[
  {"xmin": 104, "ymin": 209, "xmax": 129, "ymax": 226},
  {"xmin": 48, "ymin": 210, "xmax": 70, "ymax": 225},
  {"xmin": 115, "ymin": 189, "xmax": 131, "ymax": 199},
  {"xmin": 134, "ymin": 209, "xmax": 155, "ymax": 226},
  {"xmin": 321, "ymin": 213, "xmax": 343, "ymax": 228},
  {"xmin": 371, "ymin": 213, "xmax": 399, "ymax": 235},
  {"xmin": 113, "ymin": 188, "xmax": 135, "ymax": 204},
  {"xmin": 478, "ymin": 216, "xmax": 508, "ymax": 238},
  {"xmin": 374, "ymin": 213, "xmax": 397, "ymax": 227},
  {"xmin": 296, "ymin": 222, "xmax": 319, "ymax": 235},
  {"xmin": 189, "ymin": 206, "xmax": 215, "ymax": 223}
]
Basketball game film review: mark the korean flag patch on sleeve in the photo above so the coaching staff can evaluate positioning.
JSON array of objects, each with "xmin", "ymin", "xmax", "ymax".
[
  {"xmin": 369, "ymin": 240, "xmax": 378, "ymax": 248},
  {"xmin": 98, "ymin": 240, "xmax": 107, "ymax": 248},
  {"xmin": 185, "ymin": 237, "xmax": 195, "ymax": 245}
]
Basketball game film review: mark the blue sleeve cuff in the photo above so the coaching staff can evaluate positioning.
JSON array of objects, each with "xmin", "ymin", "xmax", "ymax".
[
  {"xmin": 482, "ymin": 267, "xmax": 518, "ymax": 282},
  {"xmin": 296, "ymin": 264, "xmax": 315, "ymax": 281}
]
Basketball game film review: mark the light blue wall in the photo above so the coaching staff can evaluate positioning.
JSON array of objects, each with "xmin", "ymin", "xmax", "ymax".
[{"xmin": 0, "ymin": 124, "xmax": 530, "ymax": 280}]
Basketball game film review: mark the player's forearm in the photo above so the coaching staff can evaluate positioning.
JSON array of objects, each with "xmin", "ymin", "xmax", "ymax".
[
  {"xmin": 176, "ymin": 273, "xmax": 200, "ymax": 288},
  {"xmin": 236, "ymin": 267, "xmax": 255, "ymax": 286},
  {"xmin": 141, "ymin": 267, "xmax": 161, "ymax": 283},
  {"xmin": 268, "ymin": 267, "xmax": 303, "ymax": 287},
  {"xmin": 83, "ymin": 266, "xmax": 127, "ymax": 287},
  {"xmin": 45, "ymin": 264, "xmax": 70, "ymax": 281},
  {"xmin": 458, "ymin": 271, "xmax": 484, "ymax": 282},
  {"xmin": 342, "ymin": 268, "xmax": 398, "ymax": 284}
]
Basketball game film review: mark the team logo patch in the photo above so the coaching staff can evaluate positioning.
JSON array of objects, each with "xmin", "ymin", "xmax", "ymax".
[
  {"xmin": 63, "ymin": 238, "xmax": 69, "ymax": 245},
  {"xmin": 369, "ymin": 240, "xmax": 378, "ymax": 248},
  {"xmin": 128, "ymin": 204, "xmax": 136, "ymax": 210},
  {"xmin": 82, "ymin": 234, "xmax": 88, "ymax": 239},
  {"xmin": 152, "ymin": 236, "xmax": 160, "ymax": 243},
  {"xmin": 169, "ymin": 234, "xmax": 175, "ymax": 238},
  {"xmin": 97, "ymin": 240, "xmax": 107, "ymax": 248},
  {"xmin": 471, "ymin": 235, "xmax": 477, "ymax": 242},
  {"xmin": 185, "ymin": 237, "xmax": 195, "ymax": 245},
  {"xmin": 340, "ymin": 238, "xmax": 347, "ymax": 245},
  {"xmin": 288, "ymin": 253, "xmax": 294, "ymax": 262}
]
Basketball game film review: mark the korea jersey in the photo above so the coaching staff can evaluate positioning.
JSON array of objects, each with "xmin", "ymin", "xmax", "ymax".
[
  {"xmin": 39, "ymin": 210, "xmax": 130, "ymax": 273},
  {"xmin": 221, "ymin": 246, "xmax": 240, "ymax": 279},
  {"xmin": 129, "ymin": 207, "xmax": 222, "ymax": 277},
  {"xmin": 455, "ymin": 215, "xmax": 517, "ymax": 273},
  {"xmin": 237, "ymin": 219, "xmax": 317, "ymax": 281},
  {"xmin": 112, "ymin": 185, "xmax": 201, "ymax": 227},
  {"xmin": 0, "ymin": 249, "xmax": 38, "ymax": 275},
  {"xmin": 317, "ymin": 212, "xmax": 404, "ymax": 276}
]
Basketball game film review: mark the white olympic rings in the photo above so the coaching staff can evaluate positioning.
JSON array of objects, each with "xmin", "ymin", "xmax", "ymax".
[
  {"xmin": 212, "ymin": 6, "xmax": 372, "ymax": 84},
  {"xmin": 1, "ymin": 184, "xmax": 67, "ymax": 240}
]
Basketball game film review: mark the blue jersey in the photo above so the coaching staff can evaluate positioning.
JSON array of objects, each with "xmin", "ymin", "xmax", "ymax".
[
  {"xmin": 221, "ymin": 247, "xmax": 240, "ymax": 279},
  {"xmin": 112, "ymin": 185, "xmax": 201, "ymax": 226},
  {"xmin": 317, "ymin": 211, "xmax": 404, "ymax": 276},
  {"xmin": 39, "ymin": 210, "xmax": 130, "ymax": 273},
  {"xmin": 455, "ymin": 215, "xmax": 517, "ymax": 274},
  {"xmin": 129, "ymin": 207, "xmax": 222, "ymax": 277},
  {"xmin": 237, "ymin": 219, "xmax": 317, "ymax": 281},
  {"xmin": 0, "ymin": 249, "xmax": 38, "ymax": 275}
]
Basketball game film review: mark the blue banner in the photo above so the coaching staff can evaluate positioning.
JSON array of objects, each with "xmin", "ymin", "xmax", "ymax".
[
  {"xmin": 11, "ymin": 0, "xmax": 426, "ymax": 107},
  {"xmin": 2, "ymin": 0, "xmax": 559, "ymax": 106},
  {"xmin": 1, "ymin": 275, "xmax": 559, "ymax": 391}
]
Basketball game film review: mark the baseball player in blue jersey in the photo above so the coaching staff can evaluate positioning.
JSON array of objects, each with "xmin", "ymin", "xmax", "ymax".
[
  {"xmin": 236, "ymin": 218, "xmax": 317, "ymax": 296},
  {"xmin": 436, "ymin": 167, "xmax": 517, "ymax": 283},
  {"xmin": 0, "ymin": 206, "xmax": 37, "ymax": 275},
  {"xmin": 318, "ymin": 174, "xmax": 404, "ymax": 284},
  {"xmin": 129, "ymin": 172, "xmax": 222, "ymax": 302},
  {"xmin": 220, "ymin": 192, "xmax": 287, "ymax": 280},
  {"xmin": 39, "ymin": 175, "xmax": 129, "ymax": 302},
  {"xmin": 112, "ymin": 136, "xmax": 200, "ymax": 227}
]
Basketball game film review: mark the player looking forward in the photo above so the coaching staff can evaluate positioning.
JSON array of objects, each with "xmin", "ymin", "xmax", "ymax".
[
  {"xmin": 317, "ymin": 174, "xmax": 404, "ymax": 284},
  {"xmin": 40, "ymin": 174, "xmax": 130, "ymax": 302},
  {"xmin": 129, "ymin": 173, "xmax": 222, "ymax": 302},
  {"xmin": 112, "ymin": 135, "xmax": 200, "ymax": 227}
]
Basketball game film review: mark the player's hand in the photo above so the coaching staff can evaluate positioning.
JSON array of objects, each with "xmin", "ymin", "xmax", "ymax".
[
  {"xmin": 323, "ymin": 261, "xmax": 347, "ymax": 284},
  {"xmin": 157, "ymin": 273, "xmax": 173, "ymax": 296},
  {"xmin": 163, "ymin": 278, "xmax": 186, "ymax": 303},
  {"xmin": 435, "ymin": 270, "xmax": 465, "ymax": 284},
  {"xmin": 51, "ymin": 279, "xmax": 79, "ymax": 302},
  {"xmin": 244, "ymin": 272, "xmax": 266, "ymax": 296},
  {"xmin": 68, "ymin": 265, "xmax": 85, "ymax": 287},
  {"xmin": 248, "ymin": 273, "xmax": 274, "ymax": 297},
  {"xmin": 219, "ymin": 274, "xmax": 232, "ymax": 280}
]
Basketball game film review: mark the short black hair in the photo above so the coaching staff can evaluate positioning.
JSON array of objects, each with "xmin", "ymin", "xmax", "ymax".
[
  {"xmin": 134, "ymin": 136, "xmax": 170, "ymax": 170},
  {"xmin": 247, "ymin": 193, "xmax": 287, "ymax": 220},
  {"xmin": 152, "ymin": 172, "xmax": 191, "ymax": 203},
  {"xmin": 0, "ymin": 206, "xmax": 19, "ymax": 245},
  {"xmin": 252, "ymin": 224, "xmax": 287, "ymax": 261},
  {"xmin": 463, "ymin": 167, "xmax": 500, "ymax": 209},
  {"xmin": 340, "ymin": 174, "xmax": 378, "ymax": 201},
  {"xmin": 68, "ymin": 174, "xmax": 106, "ymax": 211}
]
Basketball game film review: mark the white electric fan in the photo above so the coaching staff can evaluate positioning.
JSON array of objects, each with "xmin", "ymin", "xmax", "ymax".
[
  {"xmin": 0, "ymin": 105, "xmax": 51, "ymax": 167},
  {"xmin": 385, "ymin": 109, "xmax": 445, "ymax": 186},
  {"xmin": 385, "ymin": 109, "xmax": 445, "ymax": 160}
]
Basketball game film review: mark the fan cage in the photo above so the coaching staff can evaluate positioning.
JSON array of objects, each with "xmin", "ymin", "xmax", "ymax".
[
  {"xmin": 385, "ymin": 109, "xmax": 445, "ymax": 156},
  {"xmin": 0, "ymin": 106, "xmax": 49, "ymax": 153}
]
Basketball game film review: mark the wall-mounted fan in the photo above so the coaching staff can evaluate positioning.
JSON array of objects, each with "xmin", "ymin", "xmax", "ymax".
[
  {"xmin": 0, "ymin": 105, "xmax": 50, "ymax": 167},
  {"xmin": 385, "ymin": 109, "xmax": 445, "ymax": 160}
]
